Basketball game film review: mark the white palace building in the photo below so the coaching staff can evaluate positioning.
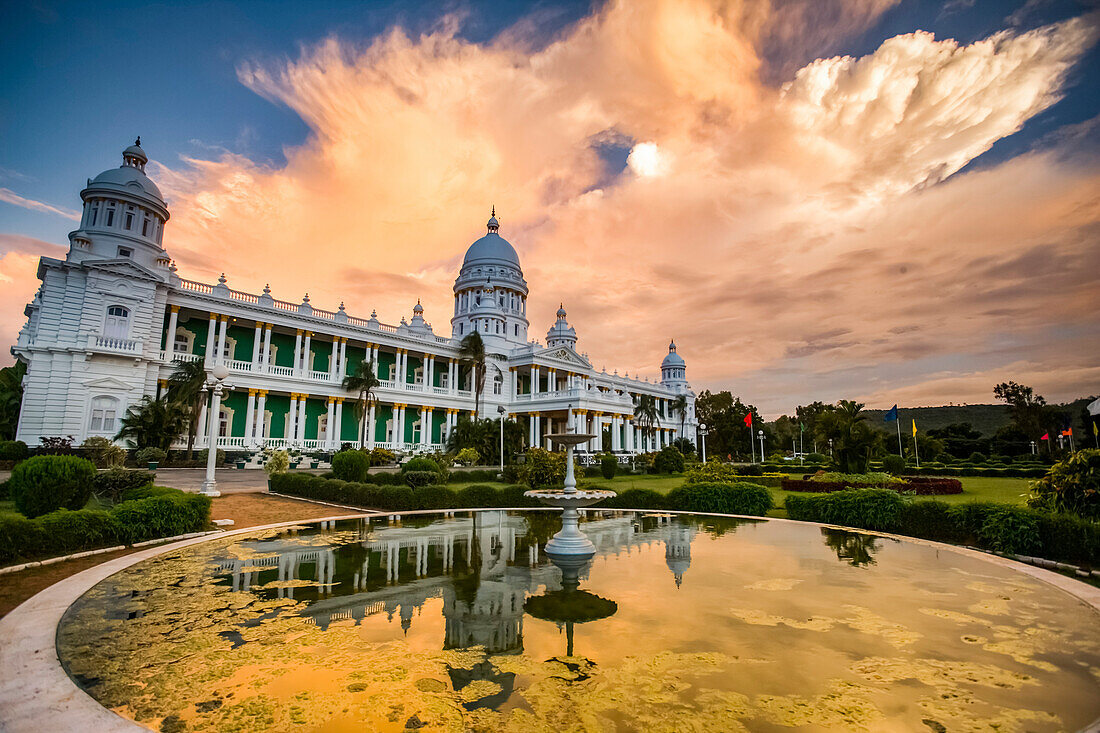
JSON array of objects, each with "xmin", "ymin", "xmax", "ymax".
[{"xmin": 11, "ymin": 141, "xmax": 697, "ymax": 456}]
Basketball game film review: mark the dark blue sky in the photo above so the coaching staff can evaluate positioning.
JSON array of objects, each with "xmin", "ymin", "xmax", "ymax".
[{"xmin": 1, "ymin": 0, "xmax": 1096, "ymax": 247}]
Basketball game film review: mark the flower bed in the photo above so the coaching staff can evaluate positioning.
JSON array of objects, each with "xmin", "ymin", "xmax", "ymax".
[{"xmin": 781, "ymin": 476, "xmax": 963, "ymax": 495}]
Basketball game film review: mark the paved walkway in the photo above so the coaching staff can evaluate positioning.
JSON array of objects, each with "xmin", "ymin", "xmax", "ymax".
[{"xmin": 150, "ymin": 468, "xmax": 323, "ymax": 493}]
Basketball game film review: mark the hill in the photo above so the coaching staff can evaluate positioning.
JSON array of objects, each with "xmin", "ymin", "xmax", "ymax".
[{"xmin": 861, "ymin": 404, "xmax": 1010, "ymax": 437}]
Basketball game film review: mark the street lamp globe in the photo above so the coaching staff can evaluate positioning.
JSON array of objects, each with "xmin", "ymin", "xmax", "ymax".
[{"xmin": 212, "ymin": 363, "xmax": 230, "ymax": 381}]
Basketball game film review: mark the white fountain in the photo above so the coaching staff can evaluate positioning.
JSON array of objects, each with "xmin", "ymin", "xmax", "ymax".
[{"xmin": 525, "ymin": 410, "xmax": 616, "ymax": 557}]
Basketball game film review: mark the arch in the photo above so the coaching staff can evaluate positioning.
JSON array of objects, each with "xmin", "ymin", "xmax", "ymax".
[{"xmin": 103, "ymin": 305, "xmax": 131, "ymax": 339}]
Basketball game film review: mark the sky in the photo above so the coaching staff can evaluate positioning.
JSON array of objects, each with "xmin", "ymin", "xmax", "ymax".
[{"xmin": 1, "ymin": 0, "xmax": 1098, "ymax": 418}]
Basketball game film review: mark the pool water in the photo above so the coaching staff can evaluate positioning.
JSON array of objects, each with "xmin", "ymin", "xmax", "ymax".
[{"xmin": 57, "ymin": 510, "xmax": 1100, "ymax": 732}]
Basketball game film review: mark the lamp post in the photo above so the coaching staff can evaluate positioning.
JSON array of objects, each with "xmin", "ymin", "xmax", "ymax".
[
  {"xmin": 1030, "ymin": 440, "xmax": 1037, "ymax": 456},
  {"xmin": 200, "ymin": 363, "xmax": 232, "ymax": 497},
  {"xmin": 497, "ymin": 405, "xmax": 506, "ymax": 474},
  {"xmin": 698, "ymin": 423, "xmax": 708, "ymax": 463},
  {"xmin": 757, "ymin": 429, "xmax": 765, "ymax": 462},
  {"xmin": 828, "ymin": 438, "xmax": 833, "ymax": 458}
]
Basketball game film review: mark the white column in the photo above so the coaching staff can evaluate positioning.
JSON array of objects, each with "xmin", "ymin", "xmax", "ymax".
[
  {"xmin": 425, "ymin": 408, "xmax": 434, "ymax": 447},
  {"xmin": 449, "ymin": 359, "xmax": 457, "ymax": 393},
  {"xmin": 302, "ymin": 332, "xmax": 313, "ymax": 375},
  {"xmin": 334, "ymin": 399, "xmax": 344, "ymax": 446},
  {"xmin": 261, "ymin": 324, "xmax": 272, "ymax": 373},
  {"xmin": 396, "ymin": 404, "xmax": 406, "ymax": 448},
  {"xmin": 255, "ymin": 391, "xmax": 267, "ymax": 445},
  {"xmin": 287, "ymin": 394, "xmax": 298, "ymax": 442},
  {"xmin": 426, "ymin": 355, "xmax": 434, "ymax": 390},
  {"xmin": 548, "ymin": 369, "xmax": 556, "ymax": 393},
  {"xmin": 251, "ymin": 322, "xmax": 262, "ymax": 367},
  {"xmin": 371, "ymin": 344, "xmax": 379, "ymax": 372},
  {"xmin": 532, "ymin": 366, "xmax": 540, "ymax": 395},
  {"xmin": 594, "ymin": 415, "xmax": 603, "ymax": 451},
  {"xmin": 327, "ymin": 340, "xmax": 338, "ymax": 381},
  {"xmin": 512, "ymin": 368, "xmax": 519, "ymax": 399},
  {"xmin": 244, "ymin": 390, "xmax": 257, "ymax": 448},
  {"xmin": 418, "ymin": 406, "xmax": 427, "ymax": 446},
  {"xmin": 339, "ymin": 339, "xmax": 348, "ymax": 378},
  {"xmin": 204, "ymin": 313, "xmax": 217, "ymax": 365},
  {"xmin": 297, "ymin": 396, "xmax": 309, "ymax": 443},
  {"xmin": 165, "ymin": 306, "xmax": 179, "ymax": 355},
  {"xmin": 533, "ymin": 414, "xmax": 541, "ymax": 448},
  {"xmin": 293, "ymin": 331, "xmax": 303, "ymax": 375},
  {"xmin": 215, "ymin": 316, "xmax": 228, "ymax": 365},
  {"xmin": 326, "ymin": 399, "xmax": 336, "ymax": 449},
  {"xmin": 367, "ymin": 403, "xmax": 376, "ymax": 448}
]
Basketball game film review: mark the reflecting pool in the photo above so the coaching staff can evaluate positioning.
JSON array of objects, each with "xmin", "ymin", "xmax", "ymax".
[{"xmin": 57, "ymin": 510, "xmax": 1100, "ymax": 732}]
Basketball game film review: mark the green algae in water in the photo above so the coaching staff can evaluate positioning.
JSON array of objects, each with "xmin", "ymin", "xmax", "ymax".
[{"xmin": 57, "ymin": 511, "xmax": 1100, "ymax": 732}]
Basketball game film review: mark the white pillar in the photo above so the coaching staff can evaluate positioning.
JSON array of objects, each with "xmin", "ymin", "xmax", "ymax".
[
  {"xmin": 165, "ymin": 306, "xmax": 179, "ymax": 356},
  {"xmin": 418, "ymin": 406, "xmax": 426, "ymax": 446},
  {"xmin": 197, "ymin": 397, "xmax": 209, "ymax": 442},
  {"xmin": 251, "ymin": 322, "xmax": 262, "ymax": 367},
  {"xmin": 326, "ymin": 399, "xmax": 336, "ymax": 449},
  {"xmin": 512, "ymin": 368, "xmax": 519, "ymax": 399},
  {"xmin": 339, "ymin": 339, "xmax": 348, "ymax": 378},
  {"xmin": 328, "ymin": 340, "xmax": 338, "ymax": 381},
  {"xmin": 302, "ymin": 332, "xmax": 312, "ymax": 375},
  {"xmin": 297, "ymin": 396, "xmax": 308, "ymax": 443},
  {"xmin": 334, "ymin": 399, "xmax": 344, "ymax": 447},
  {"xmin": 396, "ymin": 404, "xmax": 406, "ymax": 448},
  {"xmin": 204, "ymin": 313, "xmax": 217, "ymax": 365},
  {"xmin": 367, "ymin": 403, "xmax": 376, "ymax": 448},
  {"xmin": 594, "ymin": 415, "xmax": 603, "ymax": 451},
  {"xmin": 261, "ymin": 324, "xmax": 272, "ymax": 373},
  {"xmin": 425, "ymin": 408, "xmax": 434, "ymax": 447},
  {"xmin": 548, "ymin": 369, "xmax": 556, "ymax": 393},
  {"xmin": 426, "ymin": 355, "xmax": 434, "ymax": 390},
  {"xmin": 450, "ymin": 359, "xmax": 458, "ymax": 393},
  {"xmin": 255, "ymin": 391, "xmax": 267, "ymax": 445},
  {"xmin": 287, "ymin": 394, "xmax": 298, "ymax": 441},
  {"xmin": 532, "ymin": 366, "xmax": 540, "ymax": 395},
  {"xmin": 371, "ymin": 345, "xmax": 379, "ymax": 372},
  {"xmin": 533, "ymin": 414, "xmax": 541, "ymax": 448},
  {"xmin": 293, "ymin": 331, "xmax": 303, "ymax": 375},
  {"xmin": 215, "ymin": 316, "xmax": 228, "ymax": 364},
  {"xmin": 624, "ymin": 418, "xmax": 633, "ymax": 453},
  {"xmin": 244, "ymin": 389, "xmax": 257, "ymax": 448}
]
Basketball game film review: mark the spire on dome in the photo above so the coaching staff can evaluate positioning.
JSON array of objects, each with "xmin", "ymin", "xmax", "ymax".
[
  {"xmin": 487, "ymin": 206, "xmax": 499, "ymax": 232},
  {"xmin": 669, "ymin": 339, "xmax": 677, "ymax": 353}
]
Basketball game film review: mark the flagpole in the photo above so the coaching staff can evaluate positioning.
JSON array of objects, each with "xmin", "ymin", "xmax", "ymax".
[
  {"xmin": 913, "ymin": 431, "xmax": 920, "ymax": 468},
  {"xmin": 896, "ymin": 418, "xmax": 903, "ymax": 457}
]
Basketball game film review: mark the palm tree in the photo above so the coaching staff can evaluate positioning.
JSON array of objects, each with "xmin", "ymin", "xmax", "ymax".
[
  {"xmin": 343, "ymin": 359, "xmax": 379, "ymax": 447},
  {"xmin": 115, "ymin": 396, "xmax": 187, "ymax": 451},
  {"xmin": 816, "ymin": 400, "xmax": 879, "ymax": 473},
  {"xmin": 633, "ymin": 394, "xmax": 660, "ymax": 451},
  {"xmin": 458, "ymin": 331, "xmax": 487, "ymax": 419},
  {"xmin": 0, "ymin": 360, "xmax": 26, "ymax": 441},
  {"xmin": 166, "ymin": 359, "xmax": 208, "ymax": 459},
  {"xmin": 670, "ymin": 394, "xmax": 688, "ymax": 440}
]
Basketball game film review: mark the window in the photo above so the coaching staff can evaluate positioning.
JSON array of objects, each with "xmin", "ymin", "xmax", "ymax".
[
  {"xmin": 142, "ymin": 213, "xmax": 150, "ymax": 237},
  {"xmin": 88, "ymin": 396, "xmax": 119, "ymax": 434},
  {"xmin": 218, "ymin": 408, "xmax": 231, "ymax": 437},
  {"xmin": 103, "ymin": 305, "xmax": 130, "ymax": 339},
  {"xmin": 117, "ymin": 247, "xmax": 132, "ymax": 258},
  {"xmin": 514, "ymin": 325, "xmax": 519, "ymax": 336},
  {"xmin": 89, "ymin": 201, "xmax": 100, "ymax": 226},
  {"xmin": 105, "ymin": 202, "xmax": 116, "ymax": 227},
  {"xmin": 493, "ymin": 374, "xmax": 503, "ymax": 395},
  {"xmin": 124, "ymin": 206, "xmax": 135, "ymax": 230},
  {"xmin": 173, "ymin": 332, "xmax": 190, "ymax": 354}
]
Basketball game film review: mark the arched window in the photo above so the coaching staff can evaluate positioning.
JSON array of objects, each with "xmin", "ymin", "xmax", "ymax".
[
  {"xmin": 89, "ymin": 200, "xmax": 100, "ymax": 226},
  {"xmin": 88, "ymin": 396, "xmax": 119, "ymax": 434},
  {"xmin": 105, "ymin": 201, "xmax": 116, "ymax": 227},
  {"xmin": 493, "ymin": 373, "xmax": 503, "ymax": 395},
  {"xmin": 124, "ymin": 205, "xmax": 136, "ymax": 230},
  {"xmin": 218, "ymin": 408, "xmax": 231, "ymax": 437},
  {"xmin": 103, "ymin": 305, "xmax": 130, "ymax": 339}
]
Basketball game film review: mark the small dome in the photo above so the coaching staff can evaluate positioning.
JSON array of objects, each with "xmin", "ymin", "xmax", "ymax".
[
  {"xmin": 89, "ymin": 140, "xmax": 163, "ymax": 203},
  {"xmin": 462, "ymin": 233, "xmax": 521, "ymax": 270},
  {"xmin": 413, "ymin": 301, "xmax": 424, "ymax": 314},
  {"xmin": 662, "ymin": 339, "xmax": 685, "ymax": 367},
  {"xmin": 556, "ymin": 304, "xmax": 567, "ymax": 318},
  {"xmin": 122, "ymin": 138, "xmax": 148, "ymax": 165}
]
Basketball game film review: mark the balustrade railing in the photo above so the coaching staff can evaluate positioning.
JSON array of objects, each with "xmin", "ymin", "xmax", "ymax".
[{"xmin": 89, "ymin": 334, "xmax": 141, "ymax": 354}]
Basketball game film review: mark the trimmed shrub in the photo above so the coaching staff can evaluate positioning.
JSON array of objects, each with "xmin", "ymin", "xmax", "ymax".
[
  {"xmin": 0, "ymin": 440, "xmax": 29, "ymax": 461},
  {"xmin": 370, "ymin": 447, "xmax": 396, "ymax": 465},
  {"xmin": 1028, "ymin": 449, "xmax": 1100, "ymax": 519},
  {"xmin": 403, "ymin": 471, "xmax": 438, "ymax": 489},
  {"xmin": 654, "ymin": 446, "xmax": 685, "ymax": 474},
  {"xmin": 9, "ymin": 455, "xmax": 96, "ymax": 518},
  {"xmin": 896, "ymin": 500, "xmax": 967, "ymax": 544},
  {"xmin": 784, "ymin": 488, "xmax": 905, "ymax": 532},
  {"xmin": 80, "ymin": 436, "xmax": 126, "ymax": 468},
  {"xmin": 603, "ymin": 488, "xmax": 666, "ymax": 510},
  {"xmin": 370, "ymin": 471, "xmax": 400, "ymax": 486},
  {"xmin": 880, "ymin": 454, "xmax": 905, "ymax": 475},
  {"xmin": 666, "ymin": 482, "xmax": 773, "ymax": 516},
  {"xmin": 110, "ymin": 492, "xmax": 212, "ymax": 545},
  {"xmin": 402, "ymin": 457, "xmax": 447, "ymax": 482},
  {"xmin": 501, "ymin": 464, "xmax": 522, "ymax": 485},
  {"xmin": 37, "ymin": 509, "xmax": 120, "ymax": 552},
  {"xmin": 737, "ymin": 463, "xmax": 764, "ymax": 477},
  {"xmin": 135, "ymin": 447, "xmax": 166, "ymax": 465},
  {"xmin": 684, "ymin": 462, "xmax": 740, "ymax": 484},
  {"xmin": 265, "ymin": 450, "xmax": 290, "ymax": 476},
  {"xmin": 497, "ymin": 484, "xmax": 543, "ymax": 508},
  {"xmin": 455, "ymin": 448, "xmax": 480, "ymax": 465},
  {"xmin": 521, "ymin": 448, "xmax": 565, "ymax": 489},
  {"xmin": 968, "ymin": 452, "xmax": 988, "ymax": 464},
  {"xmin": 600, "ymin": 454, "xmax": 618, "ymax": 480},
  {"xmin": 457, "ymin": 484, "xmax": 502, "ymax": 508},
  {"xmin": 412, "ymin": 485, "xmax": 459, "ymax": 510},
  {"xmin": 92, "ymin": 468, "xmax": 155, "ymax": 504},
  {"xmin": 332, "ymin": 450, "xmax": 372, "ymax": 482}
]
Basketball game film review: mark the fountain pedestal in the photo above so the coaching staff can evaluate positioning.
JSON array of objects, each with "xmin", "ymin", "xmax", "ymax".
[{"xmin": 525, "ymin": 430, "xmax": 615, "ymax": 557}]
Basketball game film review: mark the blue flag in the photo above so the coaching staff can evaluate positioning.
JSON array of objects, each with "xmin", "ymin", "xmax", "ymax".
[{"xmin": 884, "ymin": 405, "xmax": 898, "ymax": 422}]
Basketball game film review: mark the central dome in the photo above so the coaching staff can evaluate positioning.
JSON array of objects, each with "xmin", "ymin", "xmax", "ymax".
[
  {"xmin": 89, "ymin": 165, "xmax": 164, "ymax": 202},
  {"xmin": 461, "ymin": 211, "xmax": 521, "ymax": 270}
]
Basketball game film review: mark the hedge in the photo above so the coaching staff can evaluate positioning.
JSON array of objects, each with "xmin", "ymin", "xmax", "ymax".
[
  {"xmin": 781, "ymin": 477, "xmax": 963, "ymax": 495},
  {"xmin": 9, "ymin": 455, "xmax": 97, "ymax": 518},
  {"xmin": 0, "ymin": 487, "xmax": 211, "ymax": 565},
  {"xmin": 785, "ymin": 489, "xmax": 1100, "ymax": 566},
  {"xmin": 270, "ymin": 474, "xmax": 773, "ymax": 517}
]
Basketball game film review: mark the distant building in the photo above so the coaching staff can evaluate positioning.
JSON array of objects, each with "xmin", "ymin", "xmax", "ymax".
[{"xmin": 12, "ymin": 141, "xmax": 696, "ymax": 454}]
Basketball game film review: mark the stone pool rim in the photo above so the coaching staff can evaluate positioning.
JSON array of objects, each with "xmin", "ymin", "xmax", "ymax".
[{"xmin": 1, "ymin": 507, "xmax": 1098, "ymax": 733}]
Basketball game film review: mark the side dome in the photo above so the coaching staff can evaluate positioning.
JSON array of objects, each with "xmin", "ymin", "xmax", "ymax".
[{"xmin": 87, "ymin": 137, "xmax": 164, "ymax": 203}]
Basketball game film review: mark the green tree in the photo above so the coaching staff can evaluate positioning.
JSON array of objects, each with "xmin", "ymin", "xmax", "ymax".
[
  {"xmin": 669, "ymin": 394, "xmax": 688, "ymax": 439},
  {"xmin": 993, "ymin": 382, "xmax": 1048, "ymax": 439},
  {"xmin": 458, "ymin": 331, "xmax": 487, "ymax": 418},
  {"xmin": 633, "ymin": 394, "xmax": 660, "ymax": 447},
  {"xmin": 447, "ymin": 415, "xmax": 524, "ymax": 464},
  {"xmin": 0, "ymin": 360, "xmax": 27, "ymax": 441},
  {"xmin": 115, "ymin": 396, "xmax": 187, "ymax": 451},
  {"xmin": 342, "ymin": 359, "xmax": 380, "ymax": 447},
  {"xmin": 694, "ymin": 390, "xmax": 760, "ymax": 460},
  {"xmin": 795, "ymin": 401, "xmax": 834, "ymax": 453},
  {"xmin": 166, "ymin": 358, "xmax": 208, "ymax": 458},
  {"xmin": 815, "ymin": 400, "xmax": 881, "ymax": 473}
]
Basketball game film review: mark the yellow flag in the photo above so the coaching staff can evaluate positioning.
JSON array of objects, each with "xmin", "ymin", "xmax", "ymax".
[
  {"xmin": 1094, "ymin": 422, "xmax": 1098, "ymax": 436},
  {"xmin": 912, "ymin": 419, "xmax": 917, "ymax": 436}
]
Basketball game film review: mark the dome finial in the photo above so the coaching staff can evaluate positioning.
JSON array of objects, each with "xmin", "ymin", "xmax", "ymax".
[
  {"xmin": 135, "ymin": 136, "xmax": 141, "ymax": 146},
  {"xmin": 487, "ymin": 206, "xmax": 499, "ymax": 233}
]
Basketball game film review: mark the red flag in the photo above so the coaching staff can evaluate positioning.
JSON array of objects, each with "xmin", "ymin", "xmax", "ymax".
[
  {"xmin": 1061, "ymin": 429, "xmax": 1072, "ymax": 436},
  {"xmin": 744, "ymin": 414, "xmax": 752, "ymax": 427},
  {"xmin": 1041, "ymin": 433, "xmax": 1049, "ymax": 440}
]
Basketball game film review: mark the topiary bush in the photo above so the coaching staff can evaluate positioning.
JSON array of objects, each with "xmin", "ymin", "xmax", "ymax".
[
  {"xmin": 9, "ymin": 455, "xmax": 96, "ymax": 518},
  {"xmin": 110, "ymin": 492, "xmax": 212, "ymax": 545},
  {"xmin": 684, "ymin": 462, "xmax": 740, "ymax": 484},
  {"xmin": 654, "ymin": 446, "xmax": 685, "ymax": 474},
  {"xmin": 332, "ymin": 450, "xmax": 372, "ymax": 482},
  {"xmin": 403, "ymin": 471, "xmax": 438, "ymax": 488},
  {"xmin": 600, "ymin": 454, "xmax": 618, "ymax": 480},
  {"xmin": 666, "ymin": 482, "xmax": 773, "ymax": 516},
  {"xmin": 0, "ymin": 440, "xmax": 29, "ymax": 461},
  {"xmin": 91, "ymin": 468, "xmax": 155, "ymax": 504},
  {"xmin": 968, "ymin": 451, "xmax": 988, "ymax": 464},
  {"xmin": 602, "ymin": 488, "xmax": 666, "ymax": 510},
  {"xmin": 412, "ymin": 485, "xmax": 459, "ymax": 510},
  {"xmin": 737, "ymin": 463, "xmax": 764, "ymax": 477},
  {"xmin": 455, "ymin": 447, "xmax": 480, "ymax": 465},
  {"xmin": 402, "ymin": 456, "xmax": 447, "ymax": 482},
  {"xmin": 457, "ymin": 484, "xmax": 502, "ymax": 508},
  {"xmin": 880, "ymin": 454, "xmax": 906, "ymax": 475},
  {"xmin": 784, "ymin": 488, "xmax": 905, "ymax": 532},
  {"xmin": 135, "ymin": 447, "xmax": 167, "ymax": 465},
  {"xmin": 370, "ymin": 447, "xmax": 396, "ymax": 465}
]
